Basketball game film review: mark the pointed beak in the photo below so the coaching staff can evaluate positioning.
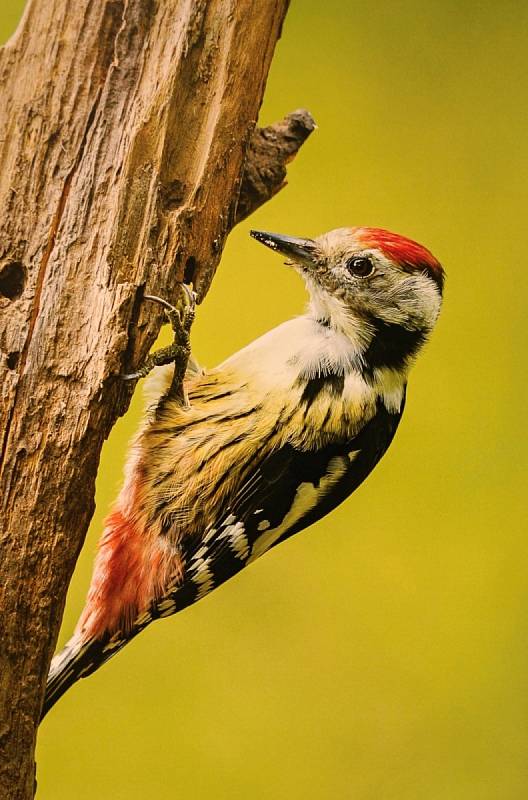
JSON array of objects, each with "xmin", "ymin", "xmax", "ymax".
[{"xmin": 250, "ymin": 230, "xmax": 319, "ymax": 267}]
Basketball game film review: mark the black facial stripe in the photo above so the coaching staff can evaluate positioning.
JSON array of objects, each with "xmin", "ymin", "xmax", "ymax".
[{"xmin": 363, "ymin": 317, "xmax": 426, "ymax": 373}]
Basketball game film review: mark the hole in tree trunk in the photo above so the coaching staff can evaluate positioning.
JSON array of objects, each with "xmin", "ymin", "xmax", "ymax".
[
  {"xmin": 6, "ymin": 352, "xmax": 19, "ymax": 370},
  {"xmin": 0, "ymin": 261, "xmax": 26, "ymax": 300},
  {"xmin": 184, "ymin": 256, "xmax": 196, "ymax": 285}
]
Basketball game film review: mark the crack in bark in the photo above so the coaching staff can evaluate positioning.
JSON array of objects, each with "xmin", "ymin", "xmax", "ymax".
[{"xmin": 0, "ymin": 94, "xmax": 101, "ymax": 474}]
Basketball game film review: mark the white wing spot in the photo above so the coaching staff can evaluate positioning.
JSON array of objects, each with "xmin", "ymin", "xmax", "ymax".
[
  {"xmin": 257, "ymin": 519, "xmax": 271, "ymax": 531},
  {"xmin": 219, "ymin": 521, "xmax": 249, "ymax": 560},
  {"xmin": 157, "ymin": 598, "xmax": 176, "ymax": 617},
  {"xmin": 203, "ymin": 527, "xmax": 217, "ymax": 543},
  {"xmin": 249, "ymin": 455, "xmax": 348, "ymax": 563},
  {"xmin": 191, "ymin": 557, "xmax": 215, "ymax": 599},
  {"xmin": 192, "ymin": 545, "xmax": 209, "ymax": 561}
]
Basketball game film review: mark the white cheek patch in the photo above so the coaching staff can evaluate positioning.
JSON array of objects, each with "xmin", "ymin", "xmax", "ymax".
[
  {"xmin": 406, "ymin": 273, "xmax": 442, "ymax": 329},
  {"xmin": 374, "ymin": 272, "xmax": 441, "ymax": 331}
]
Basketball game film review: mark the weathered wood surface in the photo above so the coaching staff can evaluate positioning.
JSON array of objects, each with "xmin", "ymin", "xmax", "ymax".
[{"xmin": 0, "ymin": 1, "xmax": 313, "ymax": 796}]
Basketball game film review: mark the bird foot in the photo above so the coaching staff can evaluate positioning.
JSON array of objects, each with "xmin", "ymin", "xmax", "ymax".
[{"xmin": 122, "ymin": 286, "xmax": 196, "ymax": 402}]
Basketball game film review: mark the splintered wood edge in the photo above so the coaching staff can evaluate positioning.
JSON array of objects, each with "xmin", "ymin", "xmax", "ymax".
[{"xmin": 235, "ymin": 109, "xmax": 316, "ymax": 225}]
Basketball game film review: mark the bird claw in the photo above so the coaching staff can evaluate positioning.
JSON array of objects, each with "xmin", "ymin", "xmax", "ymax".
[
  {"xmin": 143, "ymin": 288, "xmax": 196, "ymax": 334},
  {"xmin": 121, "ymin": 284, "xmax": 196, "ymax": 392}
]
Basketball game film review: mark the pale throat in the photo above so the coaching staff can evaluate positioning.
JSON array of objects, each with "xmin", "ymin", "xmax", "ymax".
[{"xmin": 306, "ymin": 285, "xmax": 371, "ymax": 353}]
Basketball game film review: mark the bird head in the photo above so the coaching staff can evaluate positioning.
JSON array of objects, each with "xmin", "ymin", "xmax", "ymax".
[{"xmin": 251, "ymin": 226, "xmax": 444, "ymax": 369}]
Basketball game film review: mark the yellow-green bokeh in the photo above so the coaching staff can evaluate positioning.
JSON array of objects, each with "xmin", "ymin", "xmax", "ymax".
[{"xmin": 2, "ymin": 2, "xmax": 528, "ymax": 797}]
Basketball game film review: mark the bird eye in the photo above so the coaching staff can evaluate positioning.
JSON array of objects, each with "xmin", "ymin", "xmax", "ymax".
[{"xmin": 346, "ymin": 256, "xmax": 375, "ymax": 277}]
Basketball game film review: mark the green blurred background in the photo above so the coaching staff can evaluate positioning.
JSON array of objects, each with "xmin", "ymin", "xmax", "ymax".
[{"xmin": 3, "ymin": 1, "xmax": 528, "ymax": 797}]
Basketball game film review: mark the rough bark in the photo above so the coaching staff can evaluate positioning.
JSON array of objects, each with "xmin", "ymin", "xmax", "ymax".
[{"xmin": 0, "ymin": 2, "xmax": 314, "ymax": 797}]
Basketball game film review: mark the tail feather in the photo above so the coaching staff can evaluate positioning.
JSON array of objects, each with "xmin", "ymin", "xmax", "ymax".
[
  {"xmin": 40, "ymin": 634, "xmax": 127, "ymax": 721},
  {"xmin": 40, "ymin": 603, "xmax": 158, "ymax": 721}
]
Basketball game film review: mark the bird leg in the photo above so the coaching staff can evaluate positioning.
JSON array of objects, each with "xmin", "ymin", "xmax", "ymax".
[{"xmin": 122, "ymin": 286, "xmax": 196, "ymax": 404}]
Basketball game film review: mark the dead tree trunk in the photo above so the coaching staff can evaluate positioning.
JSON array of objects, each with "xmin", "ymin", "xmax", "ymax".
[{"xmin": 0, "ymin": 2, "xmax": 314, "ymax": 796}]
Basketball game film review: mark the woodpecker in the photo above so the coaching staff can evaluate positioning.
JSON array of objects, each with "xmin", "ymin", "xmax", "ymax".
[{"xmin": 42, "ymin": 226, "xmax": 444, "ymax": 719}]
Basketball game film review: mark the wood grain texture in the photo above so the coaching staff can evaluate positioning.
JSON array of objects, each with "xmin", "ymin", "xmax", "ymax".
[{"xmin": 0, "ymin": 1, "xmax": 313, "ymax": 796}]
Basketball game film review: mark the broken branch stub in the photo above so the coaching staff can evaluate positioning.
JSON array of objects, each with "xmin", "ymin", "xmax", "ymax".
[{"xmin": 236, "ymin": 108, "xmax": 316, "ymax": 225}]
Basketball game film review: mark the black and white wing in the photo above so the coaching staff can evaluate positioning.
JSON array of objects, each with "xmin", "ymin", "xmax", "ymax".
[
  {"xmin": 157, "ymin": 395, "xmax": 405, "ymax": 617},
  {"xmin": 41, "ymin": 396, "xmax": 404, "ymax": 718}
]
